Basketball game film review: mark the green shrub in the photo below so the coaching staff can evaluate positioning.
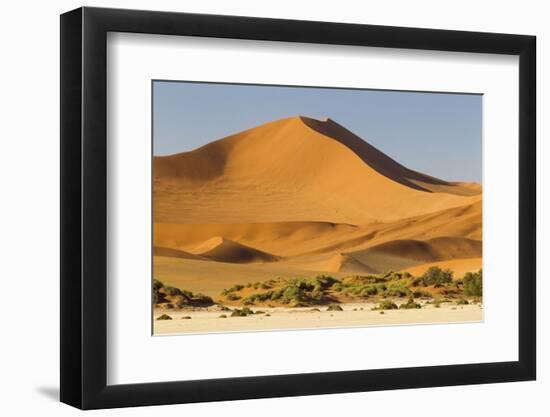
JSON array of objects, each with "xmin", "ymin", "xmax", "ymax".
[
  {"xmin": 463, "ymin": 270, "xmax": 483, "ymax": 296},
  {"xmin": 222, "ymin": 284, "xmax": 244, "ymax": 295},
  {"xmin": 281, "ymin": 285, "xmax": 306, "ymax": 304},
  {"xmin": 164, "ymin": 286, "xmax": 183, "ymax": 296},
  {"xmin": 373, "ymin": 300, "xmax": 398, "ymax": 310},
  {"xmin": 457, "ymin": 298, "xmax": 469, "ymax": 305},
  {"xmin": 226, "ymin": 293, "xmax": 241, "ymax": 301},
  {"xmin": 153, "ymin": 279, "xmax": 164, "ymax": 291},
  {"xmin": 219, "ymin": 314, "xmax": 227, "ymax": 318},
  {"xmin": 384, "ymin": 283, "xmax": 411, "ymax": 298},
  {"xmin": 314, "ymin": 275, "xmax": 339, "ymax": 289},
  {"xmin": 399, "ymin": 297, "xmax": 422, "ymax": 309},
  {"xmin": 412, "ymin": 289, "xmax": 432, "ymax": 298},
  {"xmin": 242, "ymin": 296, "xmax": 255, "ymax": 305},
  {"xmin": 421, "ymin": 267, "xmax": 453, "ymax": 286},
  {"xmin": 326, "ymin": 304, "xmax": 343, "ymax": 311},
  {"xmin": 241, "ymin": 307, "xmax": 254, "ymax": 315},
  {"xmin": 156, "ymin": 314, "xmax": 172, "ymax": 320},
  {"xmin": 230, "ymin": 309, "xmax": 248, "ymax": 317},
  {"xmin": 192, "ymin": 293, "xmax": 214, "ymax": 306}
]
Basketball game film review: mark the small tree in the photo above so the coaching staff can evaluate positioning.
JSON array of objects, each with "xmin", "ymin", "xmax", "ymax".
[
  {"xmin": 463, "ymin": 269, "xmax": 483, "ymax": 296},
  {"xmin": 421, "ymin": 267, "xmax": 453, "ymax": 286}
]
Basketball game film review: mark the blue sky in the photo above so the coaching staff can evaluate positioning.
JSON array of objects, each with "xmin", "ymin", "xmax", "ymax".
[{"xmin": 153, "ymin": 81, "xmax": 482, "ymax": 182}]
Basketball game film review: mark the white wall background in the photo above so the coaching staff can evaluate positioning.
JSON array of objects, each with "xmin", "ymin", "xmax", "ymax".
[{"xmin": 0, "ymin": 0, "xmax": 545, "ymax": 415}]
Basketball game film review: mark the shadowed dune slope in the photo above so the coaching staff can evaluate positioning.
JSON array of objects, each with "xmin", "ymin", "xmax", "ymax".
[
  {"xmin": 154, "ymin": 221, "xmax": 359, "ymax": 256},
  {"xmin": 192, "ymin": 236, "xmax": 281, "ymax": 264},
  {"xmin": 301, "ymin": 117, "xmax": 480, "ymax": 196},
  {"xmin": 153, "ymin": 246, "xmax": 206, "ymax": 260},
  {"xmin": 347, "ymin": 236, "xmax": 481, "ymax": 273},
  {"xmin": 321, "ymin": 253, "xmax": 376, "ymax": 274},
  {"xmin": 154, "ymin": 116, "xmax": 480, "ymax": 224}
]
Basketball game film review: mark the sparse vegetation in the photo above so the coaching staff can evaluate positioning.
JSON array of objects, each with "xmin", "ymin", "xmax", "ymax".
[
  {"xmin": 326, "ymin": 304, "xmax": 343, "ymax": 311},
  {"xmin": 226, "ymin": 293, "xmax": 241, "ymax": 301},
  {"xmin": 156, "ymin": 314, "xmax": 172, "ymax": 320},
  {"xmin": 213, "ymin": 267, "xmax": 481, "ymax": 309},
  {"xmin": 153, "ymin": 280, "xmax": 214, "ymax": 308},
  {"xmin": 230, "ymin": 308, "xmax": 249, "ymax": 317},
  {"xmin": 372, "ymin": 300, "xmax": 398, "ymax": 310},
  {"xmin": 399, "ymin": 297, "xmax": 422, "ymax": 309}
]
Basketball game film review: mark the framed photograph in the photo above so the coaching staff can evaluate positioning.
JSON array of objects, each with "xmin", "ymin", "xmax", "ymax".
[{"xmin": 60, "ymin": 6, "xmax": 536, "ymax": 409}]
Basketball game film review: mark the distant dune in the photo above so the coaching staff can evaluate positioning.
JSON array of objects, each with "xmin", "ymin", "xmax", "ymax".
[
  {"xmin": 346, "ymin": 236, "xmax": 481, "ymax": 273},
  {"xmin": 153, "ymin": 115, "xmax": 482, "ymax": 295},
  {"xmin": 192, "ymin": 236, "xmax": 280, "ymax": 264},
  {"xmin": 321, "ymin": 253, "xmax": 376, "ymax": 274},
  {"xmin": 153, "ymin": 246, "xmax": 206, "ymax": 260}
]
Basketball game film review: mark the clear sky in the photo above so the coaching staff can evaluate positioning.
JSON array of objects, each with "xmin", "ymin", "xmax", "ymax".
[{"xmin": 153, "ymin": 81, "xmax": 482, "ymax": 182}]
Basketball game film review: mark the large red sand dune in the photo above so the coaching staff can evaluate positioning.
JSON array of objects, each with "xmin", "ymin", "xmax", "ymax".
[{"xmin": 153, "ymin": 116, "xmax": 482, "ymax": 287}]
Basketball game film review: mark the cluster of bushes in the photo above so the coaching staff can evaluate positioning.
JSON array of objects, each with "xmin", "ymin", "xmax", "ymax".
[
  {"xmin": 225, "ymin": 275, "xmax": 339, "ymax": 306},
  {"xmin": 230, "ymin": 307, "xmax": 266, "ymax": 317},
  {"xmin": 372, "ymin": 300, "xmax": 398, "ymax": 310},
  {"xmin": 153, "ymin": 279, "xmax": 214, "ymax": 307},
  {"xmin": 245, "ymin": 281, "xmax": 272, "ymax": 290},
  {"xmin": 462, "ymin": 270, "xmax": 483, "ymax": 296},
  {"xmin": 221, "ymin": 284, "xmax": 244, "ymax": 295},
  {"xmin": 335, "ymin": 277, "xmax": 419, "ymax": 299},
  {"xmin": 217, "ymin": 267, "xmax": 482, "ymax": 308},
  {"xmin": 420, "ymin": 267, "xmax": 454, "ymax": 286},
  {"xmin": 399, "ymin": 297, "xmax": 422, "ymax": 309}
]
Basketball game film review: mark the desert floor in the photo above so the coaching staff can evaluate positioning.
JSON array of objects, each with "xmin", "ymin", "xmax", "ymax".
[{"xmin": 153, "ymin": 302, "xmax": 483, "ymax": 335}]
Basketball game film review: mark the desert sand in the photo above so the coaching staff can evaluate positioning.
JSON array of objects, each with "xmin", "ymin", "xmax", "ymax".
[
  {"xmin": 153, "ymin": 116, "xmax": 482, "ymax": 333},
  {"xmin": 153, "ymin": 302, "xmax": 483, "ymax": 335}
]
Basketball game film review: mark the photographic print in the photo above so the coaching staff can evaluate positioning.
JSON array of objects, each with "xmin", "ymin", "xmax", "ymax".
[{"xmin": 152, "ymin": 81, "xmax": 483, "ymax": 335}]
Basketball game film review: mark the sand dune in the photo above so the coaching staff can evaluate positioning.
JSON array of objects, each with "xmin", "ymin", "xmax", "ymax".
[
  {"xmin": 346, "ymin": 236, "xmax": 481, "ymax": 273},
  {"xmin": 153, "ymin": 256, "xmax": 349, "ymax": 296},
  {"xmin": 153, "ymin": 246, "xmax": 206, "ymax": 260},
  {"xmin": 351, "ymin": 236, "xmax": 481, "ymax": 263},
  {"xmin": 192, "ymin": 236, "xmax": 280, "ymax": 264},
  {"xmin": 154, "ymin": 116, "xmax": 480, "ymax": 224},
  {"xmin": 154, "ymin": 201, "xmax": 481, "ymax": 260},
  {"xmin": 320, "ymin": 253, "xmax": 376, "ymax": 274},
  {"xmin": 154, "ymin": 221, "xmax": 359, "ymax": 256}
]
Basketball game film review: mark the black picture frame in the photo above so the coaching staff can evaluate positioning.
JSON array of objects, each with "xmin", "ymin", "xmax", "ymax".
[{"xmin": 60, "ymin": 6, "xmax": 536, "ymax": 410}]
